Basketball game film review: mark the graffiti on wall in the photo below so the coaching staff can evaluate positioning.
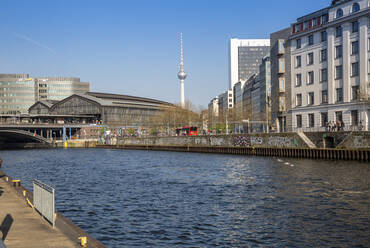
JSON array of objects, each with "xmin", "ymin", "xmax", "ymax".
[
  {"xmin": 210, "ymin": 137, "xmax": 225, "ymax": 146},
  {"xmin": 195, "ymin": 138, "xmax": 208, "ymax": 145},
  {"xmin": 233, "ymin": 136, "xmax": 263, "ymax": 147},
  {"xmin": 353, "ymin": 136, "xmax": 369, "ymax": 147},
  {"xmin": 267, "ymin": 136, "xmax": 293, "ymax": 147}
]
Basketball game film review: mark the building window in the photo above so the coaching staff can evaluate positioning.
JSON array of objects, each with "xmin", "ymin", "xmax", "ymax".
[
  {"xmin": 296, "ymin": 39, "xmax": 301, "ymax": 49},
  {"xmin": 308, "ymin": 113, "xmax": 315, "ymax": 127},
  {"xmin": 321, "ymin": 112, "xmax": 328, "ymax": 127},
  {"xmin": 308, "ymin": 92, "xmax": 314, "ymax": 105},
  {"xmin": 351, "ymin": 62, "xmax": 359, "ymax": 77},
  {"xmin": 296, "ymin": 94, "xmax": 302, "ymax": 106},
  {"xmin": 229, "ymin": 98, "xmax": 232, "ymax": 103},
  {"xmin": 336, "ymin": 88, "xmax": 343, "ymax": 102},
  {"xmin": 279, "ymin": 78, "xmax": 285, "ymax": 92},
  {"xmin": 295, "ymin": 24, "xmax": 301, "ymax": 33},
  {"xmin": 335, "ymin": 45, "xmax": 342, "ymax": 58},
  {"xmin": 304, "ymin": 22, "xmax": 309, "ymax": 30},
  {"xmin": 336, "ymin": 26, "xmax": 342, "ymax": 37},
  {"xmin": 296, "ymin": 74, "xmax": 302, "ymax": 87},
  {"xmin": 336, "ymin": 8, "xmax": 343, "ymax": 18},
  {"xmin": 307, "ymin": 53, "xmax": 314, "ymax": 65},
  {"xmin": 352, "ymin": 41, "xmax": 359, "ymax": 55},
  {"xmin": 320, "ymin": 49, "xmax": 327, "ymax": 62},
  {"xmin": 322, "ymin": 90, "xmax": 328, "ymax": 103},
  {"xmin": 279, "ymin": 40, "xmax": 284, "ymax": 53},
  {"xmin": 307, "ymin": 71, "xmax": 314, "ymax": 85},
  {"xmin": 322, "ymin": 15, "xmax": 327, "ymax": 24},
  {"xmin": 308, "ymin": 35, "xmax": 314, "ymax": 45},
  {"xmin": 296, "ymin": 115, "xmax": 302, "ymax": 128},
  {"xmin": 279, "ymin": 59, "xmax": 285, "ymax": 72},
  {"xmin": 336, "ymin": 65, "xmax": 343, "ymax": 79},
  {"xmin": 351, "ymin": 110, "xmax": 359, "ymax": 126},
  {"xmin": 321, "ymin": 31, "xmax": 327, "ymax": 42},
  {"xmin": 352, "ymin": 21, "xmax": 359, "ymax": 33},
  {"xmin": 320, "ymin": 68, "xmax": 328, "ymax": 82},
  {"xmin": 296, "ymin": 56, "xmax": 301, "ymax": 68},
  {"xmin": 336, "ymin": 111, "xmax": 343, "ymax": 122},
  {"xmin": 352, "ymin": 3, "xmax": 360, "ymax": 13},
  {"xmin": 352, "ymin": 85, "xmax": 360, "ymax": 100},
  {"xmin": 312, "ymin": 18, "xmax": 318, "ymax": 26}
]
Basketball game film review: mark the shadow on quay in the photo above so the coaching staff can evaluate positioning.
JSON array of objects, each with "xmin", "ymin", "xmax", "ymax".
[{"xmin": 0, "ymin": 214, "xmax": 13, "ymax": 241}]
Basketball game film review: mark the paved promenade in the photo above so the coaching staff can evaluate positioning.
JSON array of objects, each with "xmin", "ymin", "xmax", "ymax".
[{"xmin": 0, "ymin": 176, "xmax": 78, "ymax": 248}]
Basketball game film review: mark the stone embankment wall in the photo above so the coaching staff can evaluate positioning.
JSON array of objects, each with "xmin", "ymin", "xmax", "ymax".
[
  {"xmin": 117, "ymin": 132, "xmax": 370, "ymax": 149},
  {"xmin": 337, "ymin": 131, "xmax": 370, "ymax": 149},
  {"xmin": 54, "ymin": 139, "xmax": 98, "ymax": 148},
  {"xmin": 117, "ymin": 133, "xmax": 308, "ymax": 148}
]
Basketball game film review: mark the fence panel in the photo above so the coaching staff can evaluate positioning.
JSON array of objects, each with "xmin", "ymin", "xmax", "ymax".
[{"xmin": 33, "ymin": 179, "xmax": 55, "ymax": 228}]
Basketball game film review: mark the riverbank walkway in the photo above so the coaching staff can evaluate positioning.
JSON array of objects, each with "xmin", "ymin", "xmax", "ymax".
[{"xmin": 0, "ymin": 176, "xmax": 78, "ymax": 248}]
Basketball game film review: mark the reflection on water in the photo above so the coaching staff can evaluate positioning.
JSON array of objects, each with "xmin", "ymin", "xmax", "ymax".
[{"xmin": 0, "ymin": 149, "xmax": 369, "ymax": 247}]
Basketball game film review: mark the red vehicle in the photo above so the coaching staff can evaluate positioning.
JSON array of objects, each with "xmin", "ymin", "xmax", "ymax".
[{"xmin": 176, "ymin": 126, "xmax": 198, "ymax": 136}]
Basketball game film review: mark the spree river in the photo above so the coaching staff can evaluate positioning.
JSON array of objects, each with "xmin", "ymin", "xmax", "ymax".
[{"xmin": 0, "ymin": 149, "xmax": 369, "ymax": 247}]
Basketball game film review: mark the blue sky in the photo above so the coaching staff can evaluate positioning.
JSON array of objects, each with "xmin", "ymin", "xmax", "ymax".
[{"xmin": 0, "ymin": 0, "xmax": 330, "ymax": 107}]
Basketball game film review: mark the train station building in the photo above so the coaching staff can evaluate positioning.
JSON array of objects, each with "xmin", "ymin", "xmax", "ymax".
[{"xmin": 27, "ymin": 92, "xmax": 172, "ymax": 126}]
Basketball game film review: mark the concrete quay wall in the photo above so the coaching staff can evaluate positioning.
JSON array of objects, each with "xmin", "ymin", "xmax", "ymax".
[
  {"xmin": 116, "ymin": 132, "xmax": 370, "ymax": 149},
  {"xmin": 117, "ymin": 133, "xmax": 308, "ymax": 149}
]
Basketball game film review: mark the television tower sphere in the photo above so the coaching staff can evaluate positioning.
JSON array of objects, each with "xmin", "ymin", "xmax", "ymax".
[{"xmin": 177, "ymin": 70, "xmax": 187, "ymax": 80}]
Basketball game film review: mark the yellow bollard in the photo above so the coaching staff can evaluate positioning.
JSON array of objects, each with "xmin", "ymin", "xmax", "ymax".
[
  {"xmin": 12, "ymin": 179, "xmax": 21, "ymax": 187},
  {"xmin": 5, "ymin": 176, "xmax": 8, "ymax": 182},
  {"xmin": 54, "ymin": 213, "xmax": 57, "ymax": 222},
  {"xmin": 23, "ymin": 190, "xmax": 27, "ymax": 197},
  {"xmin": 64, "ymin": 141, "xmax": 68, "ymax": 148},
  {"xmin": 78, "ymin": 237, "xmax": 87, "ymax": 247},
  {"xmin": 26, "ymin": 198, "xmax": 34, "ymax": 209}
]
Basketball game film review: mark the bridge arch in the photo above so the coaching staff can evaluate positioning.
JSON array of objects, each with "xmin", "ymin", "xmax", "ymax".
[{"xmin": 0, "ymin": 130, "xmax": 52, "ymax": 145}]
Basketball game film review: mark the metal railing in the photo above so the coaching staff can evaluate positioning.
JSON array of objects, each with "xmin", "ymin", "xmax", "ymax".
[
  {"xmin": 33, "ymin": 179, "xmax": 55, "ymax": 228},
  {"xmin": 292, "ymin": 124, "xmax": 365, "ymax": 133}
]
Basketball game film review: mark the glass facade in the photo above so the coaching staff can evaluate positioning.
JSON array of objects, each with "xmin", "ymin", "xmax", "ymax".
[
  {"xmin": 238, "ymin": 46, "xmax": 270, "ymax": 82},
  {"xmin": 0, "ymin": 76, "xmax": 36, "ymax": 114},
  {"xmin": 0, "ymin": 74, "xmax": 90, "ymax": 114}
]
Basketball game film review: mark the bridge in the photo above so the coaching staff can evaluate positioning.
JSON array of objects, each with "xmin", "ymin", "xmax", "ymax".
[
  {"xmin": 0, "ymin": 130, "xmax": 52, "ymax": 148},
  {"xmin": 0, "ymin": 124, "xmax": 105, "ymax": 148}
]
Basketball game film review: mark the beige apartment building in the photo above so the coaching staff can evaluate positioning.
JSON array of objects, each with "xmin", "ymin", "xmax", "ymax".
[{"xmin": 290, "ymin": 0, "xmax": 370, "ymax": 131}]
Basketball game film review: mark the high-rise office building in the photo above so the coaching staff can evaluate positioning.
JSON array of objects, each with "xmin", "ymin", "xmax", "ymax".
[
  {"xmin": 229, "ymin": 38, "xmax": 270, "ymax": 89},
  {"xmin": 0, "ymin": 74, "xmax": 90, "ymax": 114},
  {"xmin": 0, "ymin": 74, "xmax": 36, "ymax": 115}
]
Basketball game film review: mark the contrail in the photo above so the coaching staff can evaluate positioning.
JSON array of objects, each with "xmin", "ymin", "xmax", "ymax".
[{"xmin": 13, "ymin": 32, "xmax": 57, "ymax": 55}]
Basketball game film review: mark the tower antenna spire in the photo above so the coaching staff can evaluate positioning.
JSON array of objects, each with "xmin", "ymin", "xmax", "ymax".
[{"xmin": 180, "ymin": 32, "xmax": 183, "ymax": 65}]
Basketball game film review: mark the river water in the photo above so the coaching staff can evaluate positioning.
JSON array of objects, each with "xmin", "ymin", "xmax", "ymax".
[{"xmin": 0, "ymin": 149, "xmax": 369, "ymax": 247}]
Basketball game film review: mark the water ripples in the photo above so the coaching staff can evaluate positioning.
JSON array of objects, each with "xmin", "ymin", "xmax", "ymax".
[{"xmin": 0, "ymin": 149, "xmax": 369, "ymax": 247}]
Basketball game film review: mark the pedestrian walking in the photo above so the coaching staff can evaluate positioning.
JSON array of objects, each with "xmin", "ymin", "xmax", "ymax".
[{"xmin": 341, "ymin": 121, "xmax": 345, "ymax": 131}]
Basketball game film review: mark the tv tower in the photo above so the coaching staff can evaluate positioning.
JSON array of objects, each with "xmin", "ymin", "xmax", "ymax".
[{"xmin": 177, "ymin": 32, "xmax": 187, "ymax": 108}]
